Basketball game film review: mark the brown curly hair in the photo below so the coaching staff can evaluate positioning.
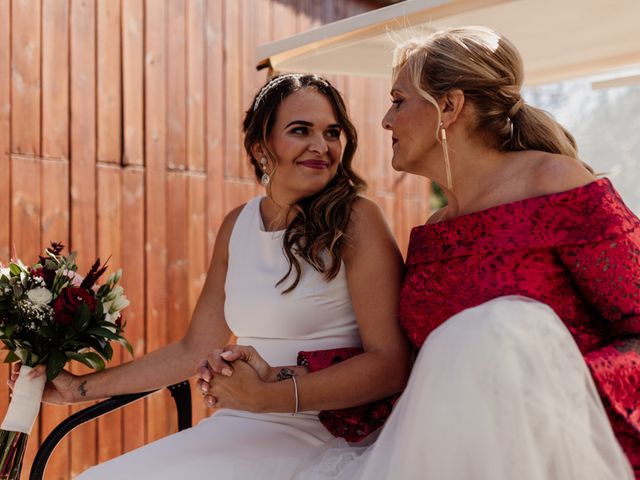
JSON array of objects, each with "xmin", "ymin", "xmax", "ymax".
[{"xmin": 243, "ymin": 73, "xmax": 366, "ymax": 293}]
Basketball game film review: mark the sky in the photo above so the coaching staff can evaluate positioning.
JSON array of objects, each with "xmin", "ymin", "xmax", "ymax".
[{"xmin": 524, "ymin": 67, "xmax": 640, "ymax": 214}]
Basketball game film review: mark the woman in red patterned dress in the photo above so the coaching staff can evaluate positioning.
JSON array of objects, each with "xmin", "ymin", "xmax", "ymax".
[
  {"xmin": 377, "ymin": 26, "xmax": 639, "ymax": 478},
  {"xmin": 293, "ymin": 26, "xmax": 640, "ymax": 480}
]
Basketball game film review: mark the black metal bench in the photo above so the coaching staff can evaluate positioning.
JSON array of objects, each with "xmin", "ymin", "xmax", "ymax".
[{"xmin": 29, "ymin": 380, "xmax": 192, "ymax": 480}]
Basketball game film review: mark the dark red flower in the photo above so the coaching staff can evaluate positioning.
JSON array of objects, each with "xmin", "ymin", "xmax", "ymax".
[
  {"xmin": 31, "ymin": 267, "xmax": 56, "ymax": 290},
  {"xmin": 53, "ymin": 287, "xmax": 96, "ymax": 326}
]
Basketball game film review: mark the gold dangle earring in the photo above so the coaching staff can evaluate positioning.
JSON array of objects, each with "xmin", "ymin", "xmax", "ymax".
[
  {"xmin": 440, "ymin": 122, "xmax": 452, "ymax": 190},
  {"xmin": 259, "ymin": 157, "xmax": 270, "ymax": 186}
]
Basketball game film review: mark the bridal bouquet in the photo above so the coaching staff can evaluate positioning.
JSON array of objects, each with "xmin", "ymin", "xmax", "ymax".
[{"xmin": 0, "ymin": 243, "xmax": 131, "ymax": 479}]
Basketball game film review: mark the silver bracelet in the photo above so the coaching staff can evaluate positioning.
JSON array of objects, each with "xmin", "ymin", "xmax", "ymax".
[{"xmin": 291, "ymin": 376, "xmax": 299, "ymax": 416}]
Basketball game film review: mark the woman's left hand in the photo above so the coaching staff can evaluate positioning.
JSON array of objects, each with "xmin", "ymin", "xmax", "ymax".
[{"xmin": 203, "ymin": 359, "xmax": 266, "ymax": 411}]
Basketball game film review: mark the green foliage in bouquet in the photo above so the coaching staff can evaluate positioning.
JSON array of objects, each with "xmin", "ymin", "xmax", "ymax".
[{"xmin": 0, "ymin": 243, "xmax": 131, "ymax": 381}]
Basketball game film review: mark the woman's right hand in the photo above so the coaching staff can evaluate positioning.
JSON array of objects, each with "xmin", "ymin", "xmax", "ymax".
[
  {"xmin": 9, "ymin": 363, "xmax": 80, "ymax": 405},
  {"xmin": 197, "ymin": 345, "xmax": 274, "ymax": 382},
  {"xmin": 196, "ymin": 345, "xmax": 276, "ymax": 408},
  {"xmin": 196, "ymin": 345, "xmax": 275, "ymax": 398}
]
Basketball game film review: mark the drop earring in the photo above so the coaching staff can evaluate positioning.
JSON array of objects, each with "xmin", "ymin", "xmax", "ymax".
[
  {"xmin": 440, "ymin": 123, "xmax": 452, "ymax": 189},
  {"xmin": 259, "ymin": 157, "xmax": 270, "ymax": 186}
]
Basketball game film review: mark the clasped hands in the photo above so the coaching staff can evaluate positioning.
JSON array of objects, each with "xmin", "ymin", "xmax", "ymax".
[{"xmin": 196, "ymin": 345, "xmax": 275, "ymax": 412}]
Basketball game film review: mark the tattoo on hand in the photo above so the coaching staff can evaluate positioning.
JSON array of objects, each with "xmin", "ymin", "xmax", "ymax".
[
  {"xmin": 78, "ymin": 380, "xmax": 88, "ymax": 397},
  {"xmin": 276, "ymin": 368, "xmax": 295, "ymax": 381}
]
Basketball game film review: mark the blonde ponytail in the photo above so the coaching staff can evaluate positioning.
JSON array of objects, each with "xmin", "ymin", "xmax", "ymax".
[{"xmin": 393, "ymin": 27, "xmax": 584, "ymax": 163}]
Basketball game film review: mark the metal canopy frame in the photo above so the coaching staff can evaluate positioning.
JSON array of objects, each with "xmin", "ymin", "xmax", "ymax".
[{"xmin": 257, "ymin": 0, "xmax": 640, "ymax": 85}]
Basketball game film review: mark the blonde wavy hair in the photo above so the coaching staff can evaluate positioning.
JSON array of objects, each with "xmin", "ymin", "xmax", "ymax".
[{"xmin": 393, "ymin": 26, "xmax": 581, "ymax": 158}]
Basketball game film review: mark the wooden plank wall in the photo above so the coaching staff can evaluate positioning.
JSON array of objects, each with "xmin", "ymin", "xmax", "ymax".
[{"xmin": 0, "ymin": 0, "xmax": 431, "ymax": 478}]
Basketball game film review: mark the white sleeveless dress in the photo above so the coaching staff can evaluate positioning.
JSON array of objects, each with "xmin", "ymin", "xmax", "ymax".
[{"xmin": 77, "ymin": 196, "xmax": 362, "ymax": 479}]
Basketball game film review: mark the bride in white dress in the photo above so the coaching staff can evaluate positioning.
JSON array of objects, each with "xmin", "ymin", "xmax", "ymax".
[{"xmin": 16, "ymin": 73, "xmax": 410, "ymax": 478}]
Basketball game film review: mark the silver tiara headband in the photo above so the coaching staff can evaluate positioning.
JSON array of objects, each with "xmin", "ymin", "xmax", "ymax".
[{"xmin": 252, "ymin": 73, "xmax": 306, "ymax": 111}]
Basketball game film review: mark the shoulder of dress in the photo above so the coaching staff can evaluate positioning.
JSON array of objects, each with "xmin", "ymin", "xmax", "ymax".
[
  {"xmin": 218, "ymin": 203, "xmax": 250, "ymax": 242},
  {"xmin": 405, "ymin": 177, "xmax": 639, "ymax": 265}
]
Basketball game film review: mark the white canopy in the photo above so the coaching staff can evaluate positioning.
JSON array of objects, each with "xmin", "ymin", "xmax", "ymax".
[{"xmin": 257, "ymin": 0, "xmax": 640, "ymax": 85}]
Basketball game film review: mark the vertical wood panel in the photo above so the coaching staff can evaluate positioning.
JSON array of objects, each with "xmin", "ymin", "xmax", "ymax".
[
  {"xmin": 10, "ymin": 156, "xmax": 41, "ymax": 474},
  {"xmin": 39, "ymin": 159, "xmax": 70, "ymax": 480},
  {"xmin": 240, "ymin": 0, "xmax": 257, "ymax": 181},
  {"xmin": 223, "ymin": 180, "xmax": 254, "ymax": 214},
  {"xmin": 257, "ymin": 0, "xmax": 274, "ymax": 62},
  {"xmin": 69, "ymin": 0, "xmax": 98, "ymax": 474},
  {"xmin": 42, "ymin": 0, "xmax": 69, "ymax": 159},
  {"xmin": 272, "ymin": 0, "xmax": 297, "ymax": 41},
  {"xmin": 0, "ymin": 0, "xmax": 11, "ymax": 264},
  {"xmin": 373, "ymin": 80, "xmax": 391, "ymax": 195},
  {"xmin": 205, "ymin": 0, "xmax": 225, "ymax": 257},
  {"xmin": 167, "ymin": 0, "xmax": 187, "ymax": 170},
  {"xmin": 96, "ymin": 163, "xmax": 124, "ymax": 463},
  {"xmin": 189, "ymin": 175, "xmax": 209, "ymax": 425},
  {"xmin": 121, "ymin": 167, "xmax": 146, "ymax": 452},
  {"xmin": 11, "ymin": 0, "xmax": 41, "ymax": 155},
  {"xmin": 188, "ymin": 174, "xmax": 206, "ymax": 324},
  {"xmin": 97, "ymin": 0, "xmax": 122, "ymax": 164},
  {"xmin": 393, "ymin": 178, "xmax": 406, "ymax": 253},
  {"xmin": 165, "ymin": 172, "xmax": 189, "ymax": 431},
  {"xmin": 166, "ymin": 173, "xmax": 189, "ymax": 342},
  {"xmin": 223, "ymin": 0, "xmax": 241, "ymax": 178},
  {"xmin": 188, "ymin": 180, "xmax": 207, "ymax": 301},
  {"xmin": 307, "ymin": 0, "xmax": 325, "ymax": 29},
  {"xmin": 296, "ymin": 0, "xmax": 312, "ymax": 32},
  {"xmin": 187, "ymin": 0, "xmax": 205, "ymax": 172},
  {"xmin": 122, "ymin": 0, "xmax": 144, "ymax": 166},
  {"xmin": 0, "ymin": 0, "xmax": 10, "ymax": 433},
  {"xmin": 39, "ymin": 6, "xmax": 71, "ymax": 473},
  {"xmin": 144, "ymin": 0, "xmax": 171, "ymax": 444}
]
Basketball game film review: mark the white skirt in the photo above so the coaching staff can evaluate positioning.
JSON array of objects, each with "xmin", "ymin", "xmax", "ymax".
[
  {"xmin": 295, "ymin": 296, "xmax": 634, "ymax": 480},
  {"xmin": 76, "ymin": 409, "xmax": 334, "ymax": 479}
]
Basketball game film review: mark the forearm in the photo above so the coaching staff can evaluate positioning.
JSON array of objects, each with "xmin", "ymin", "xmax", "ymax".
[
  {"xmin": 257, "ymin": 349, "xmax": 409, "ymax": 413},
  {"xmin": 71, "ymin": 335, "xmax": 232, "ymax": 403}
]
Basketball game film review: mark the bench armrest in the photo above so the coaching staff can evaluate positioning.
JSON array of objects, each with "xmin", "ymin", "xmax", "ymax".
[{"xmin": 29, "ymin": 380, "xmax": 192, "ymax": 480}]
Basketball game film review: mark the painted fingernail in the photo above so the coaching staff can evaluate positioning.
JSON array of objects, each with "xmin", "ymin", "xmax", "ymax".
[
  {"xmin": 222, "ymin": 368, "xmax": 232, "ymax": 376},
  {"xmin": 220, "ymin": 351, "xmax": 232, "ymax": 359}
]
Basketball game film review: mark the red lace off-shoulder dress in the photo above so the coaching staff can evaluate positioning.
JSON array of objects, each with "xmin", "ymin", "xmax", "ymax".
[{"xmin": 400, "ymin": 178, "xmax": 640, "ymax": 476}]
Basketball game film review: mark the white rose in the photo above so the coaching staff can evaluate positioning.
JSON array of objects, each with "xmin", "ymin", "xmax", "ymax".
[
  {"xmin": 27, "ymin": 287, "xmax": 53, "ymax": 305},
  {"xmin": 0, "ymin": 267, "xmax": 10, "ymax": 279}
]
